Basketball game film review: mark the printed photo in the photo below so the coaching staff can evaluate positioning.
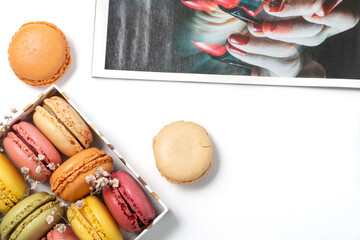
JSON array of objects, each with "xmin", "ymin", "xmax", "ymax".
[{"xmin": 92, "ymin": 0, "xmax": 360, "ymax": 85}]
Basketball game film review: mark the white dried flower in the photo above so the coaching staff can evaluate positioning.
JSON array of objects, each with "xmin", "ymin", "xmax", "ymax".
[
  {"xmin": 37, "ymin": 154, "xmax": 46, "ymax": 161},
  {"xmin": 110, "ymin": 178, "xmax": 119, "ymax": 188},
  {"xmin": 0, "ymin": 122, "xmax": 3, "ymax": 126},
  {"xmin": 46, "ymin": 215, "xmax": 54, "ymax": 224},
  {"xmin": 95, "ymin": 167, "xmax": 104, "ymax": 176},
  {"xmin": 11, "ymin": 108, "xmax": 18, "ymax": 114},
  {"xmin": 102, "ymin": 171, "xmax": 111, "ymax": 177},
  {"xmin": 35, "ymin": 166, "xmax": 42, "ymax": 173},
  {"xmin": 0, "ymin": 147, "xmax": 3, "ymax": 153},
  {"xmin": 21, "ymin": 167, "xmax": 30, "ymax": 174},
  {"xmin": 51, "ymin": 207, "xmax": 57, "ymax": 215},
  {"xmin": 47, "ymin": 162, "xmax": 56, "ymax": 171},
  {"xmin": 28, "ymin": 157, "xmax": 34, "ymax": 161},
  {"xmin": 85, "ymin": 174, "xmax": 96, "ymax": 184},
  {"xmin": 54, "ymin": 223, "xmax": 67, "ymax": 233},
  {"xmin": 59, "ymin": 202, "xmax": 68, "ymax": 208},
  {"xmin": 95, "ymin": 177, "xmax": 109, "ymax": 190},
  {"xmin": 30, "ymin": 181, "xmax": 39, "ymax": 190},
  {"xmin": 75, "ymin": 200, "xmax": 83, "ymax": 209}
]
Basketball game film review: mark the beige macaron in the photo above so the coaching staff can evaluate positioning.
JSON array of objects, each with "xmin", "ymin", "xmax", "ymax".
[
  {"xmin": 33, "ymin": 96, "xmax": 93, "ymax": 157},
  {"xmin": 153, "ymin": 121, "xmax": 213, "ymax": 184}
]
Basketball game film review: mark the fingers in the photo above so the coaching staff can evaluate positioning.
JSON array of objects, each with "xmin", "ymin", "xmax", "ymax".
[
  {"xmin": 248, "ymin": 17, "xmax": 324, "ymax": 39},
  {"xmin": 227, "ymin": 33, "xmax": 298, "ymax": 58},
  {"xmin": 227, "ymin": 43, "xmax": 301, "ymax": 77},
  {"xmin": 304, "ymin": 2, "xmax": 359, "ymax": 31},
  {"xmin": 263, "ymin": 0, "xmax": 327, "ymax": 17}
]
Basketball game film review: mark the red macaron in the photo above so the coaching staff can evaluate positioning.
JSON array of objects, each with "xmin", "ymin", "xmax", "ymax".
[
  {"xmin": 102, "ymin": 171, "xmax": 155, "ymax": 232},
  {"xmin": 3, "ymin": 121, "xmax": 61, "ymax": 181}
]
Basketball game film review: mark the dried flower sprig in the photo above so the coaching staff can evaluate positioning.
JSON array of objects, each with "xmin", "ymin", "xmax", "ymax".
[
  {"xmin": 20, "ymin": 154, "xmax": 60, "ymax": 196},
  {"xmin": 0, "ymin": 108, "xmax": 18, "ymax": 152},
  {"xmin": 86, "ymin": 167, "xmax": 118, "ymax": 195},
  {"xmin": 45, "ymin": 200, "xmax": 81, "ymax": 240}
]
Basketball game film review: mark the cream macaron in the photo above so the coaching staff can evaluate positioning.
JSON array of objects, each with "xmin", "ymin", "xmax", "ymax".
[
  {"xmin": 153, "ymin": 121, "xmax": 213, "ymax": 184},
  {"xmin": 33, "ymin": 96, "xmax": 93, "ymax": 157}
]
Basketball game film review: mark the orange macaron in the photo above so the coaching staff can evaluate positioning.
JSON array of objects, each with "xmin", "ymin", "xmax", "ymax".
[{"xmin": 8, "ymin": 21, "xmax": 71, "ymax": 86}]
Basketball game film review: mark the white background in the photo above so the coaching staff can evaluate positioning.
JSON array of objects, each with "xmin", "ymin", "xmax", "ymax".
[{"xmin": 1, "ymin": 1, "xmax": 360, "ymax": 239}]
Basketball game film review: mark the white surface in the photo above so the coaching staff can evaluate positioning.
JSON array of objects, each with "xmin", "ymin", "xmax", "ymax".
[{"xmin": 1, "ymin": 1, "xmax": 360, "ymax": 240}]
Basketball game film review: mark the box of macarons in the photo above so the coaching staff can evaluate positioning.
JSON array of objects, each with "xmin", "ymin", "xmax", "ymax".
[{"xmin": 0, "ymin": 21, "xmax": 171, "ymax": 240}]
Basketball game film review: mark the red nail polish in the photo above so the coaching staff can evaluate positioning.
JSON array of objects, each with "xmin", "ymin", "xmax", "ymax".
[
  {"xmin": 228, "ymin": 34, "xmax": 250, "ymax": 45},
  {"xmin": 228, "ymin": 45, "xmax": 246, "ymax": 55},
  {"xmin": 265, "ymin": 0, "xmax": 285, "ymax": 12},
  {"xmin": 252, "ymin": 22, "xmax": 263, "ymax": 33},
  {"xmin": 181, "ymin": 0, "xmax": 219, "ymax": 12},
  {"xmin": 213, "ymin": 0, "xmax": 240, "ymax": 9}
]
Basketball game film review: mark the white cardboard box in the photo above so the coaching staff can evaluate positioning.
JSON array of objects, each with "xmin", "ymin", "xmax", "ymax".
[{"xmin": 0, "ymin": 84, "xmax": 168, "ymax": 240}]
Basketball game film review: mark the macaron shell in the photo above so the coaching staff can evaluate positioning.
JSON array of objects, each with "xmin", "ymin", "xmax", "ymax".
[
  {"xmin": 153, "ymin": 121, "xmax": 213, "ymax": 183},
  {"xmin": 13, "ymin": 122, "xmax": 61, "ymax": 166},
  {"xmin": 47, "ymin": 228, "xmax": 79, "ymax": 240},
  {"xmin": 102, "ymin": 187, "xmax": 139, "ymax": 232},
  {"xmin": 0, "ymin": 192, "xmax": 55, "ymax": 240},
  {"xmin": 56, "ymin": 161, "xmax": 113, "ymax": 202},
  {"xmin": 67, "ymin": 207, "xmax": 102, "ymax": 240},
  {"xmin": 115, "ymin": 171, "xmax": 155, "ymax": 224},
  {"xmin": 50, "ymin": 148, "xmax": 113, "ymax": 202},
  {"xmin": 0, "ymin": 153, "xmax": 27, "ymax": 213},
  {"xmin": 8, "ymin": 22, "xmax": 71, "ymax": 86},
  {"xmin": 44, "ymin": 96, "xmax": 93, "ymax": 148},
  {"xmin": 82, "ymin": 196, "xmax": 123, "ymax": 240},
  {"xmin": 4, "ymin": 132, "xmax": 50, "ymax": 181},
  {"xmin": 11, "ymin": 201, "xmax": 63, "ymax": 240},
  {"xmin": 102, "ymin": 171, "xmax": 155, "ymax": 232},
  {"xmin": 34, "ymin": 106, "xmax": 83, "ymax": 157}
]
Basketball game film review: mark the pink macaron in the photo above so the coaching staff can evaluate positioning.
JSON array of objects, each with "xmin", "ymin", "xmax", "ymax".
[
  {"xmin": 102, "ymin": 171, "xmax": 155, "ymax": 232},
  {"xmin": 42, "ymin": 227, "xmax": 78, "ymax": 240},
  {"xmin": 3, "ymin": 121, "xmax": 61, "ymax": 181}
]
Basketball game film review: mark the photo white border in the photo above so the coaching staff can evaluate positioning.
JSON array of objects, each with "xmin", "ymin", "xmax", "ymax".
[{"xmin": 91, "ymin": 0, "xmax": 360, "ymax": 88}]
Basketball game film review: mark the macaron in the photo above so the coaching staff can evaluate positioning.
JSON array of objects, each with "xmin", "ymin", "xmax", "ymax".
[
  {"xmin": 42, "ymin": 228, "xmax": 78, "ymax": 240},
  {"xmin": 50, "ymin": 148, "xmax": 113, "ymax": 202},
  {"xmin": 8, "ymin": 21, "xmax": 71, "ymax": 86},
  {"xmin": 102, "ymin": 171, "xmax": 155, "ymax": 232},
  {"xmin": 153, "ymin": 121, "xmax": 213, "ymax": 184},
  {"xmin": 3, "ymin": 121, "xmax": 62, "ymax": 181},
  {"xmin": 33, "ymin": 96, "xmax": 93, "ymax": 157},
  {"xmin": 0, "ymin": 192, "xmax": 63, "ymax": 240},
  {"xmin": 0, "ymin": 153, "xmax": 28, "ymax": 213},
  {"xmin": 67, "ymin": 195, "xmax": 123, "ymax": 240}
]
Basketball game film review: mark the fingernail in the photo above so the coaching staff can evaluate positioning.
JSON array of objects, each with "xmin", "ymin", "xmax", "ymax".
[
  {"xmin": 213, "ymin": 0, "xmax": 240, "ymax": 9},
  {"xmin": 313, "ymin": 0, "xmax": 342, "ymax": 17},
  {"xmin": 263, "ymin": 21, "xmax": 278, "ymax": 32},
  {"xmin": 264, "ymin": 0, "xmax": 285, "ymax": 13},
  {"xmin": 228, "ymin": 34, "xmax": 250, "ymax": 45},
  {"xmin": 228, "ymin": 45, "xmax": 246, "ymax": 55},
  {"xmin": 252, "ymin": 22, "xmax": 263, "ymax": 33}
]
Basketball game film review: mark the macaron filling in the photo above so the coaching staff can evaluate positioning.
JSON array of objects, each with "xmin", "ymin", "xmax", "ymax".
[
  {"xmin": 112, "ymin": 186, "xmax": 145, "ymax": 231},
  {"xmin": 6, "ymin": 132, "xmax": 51, "ymax": 176},
  {"xmin": 51, "ymin": 151, "xmax": 113, "ymax": 197},
  {"xmin": 42, "ymin": 104, "xmax": 85, "ymax": 148},
  {"xmin": 1, "ymin": 193, "xmax": 57, "ymax": 240},
  {"xmin": 11, "ymin": 123, "xmax": 58, "ymax": 173}
]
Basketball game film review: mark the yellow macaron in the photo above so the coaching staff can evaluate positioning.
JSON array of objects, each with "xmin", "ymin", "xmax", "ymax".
[
  {"xmin": 67, "ymin": 195, "xmax": 123, "ymax": 240},
  {"xmin": 0, "ymin": 153, "xmax": 28, "ymax": 213}
]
